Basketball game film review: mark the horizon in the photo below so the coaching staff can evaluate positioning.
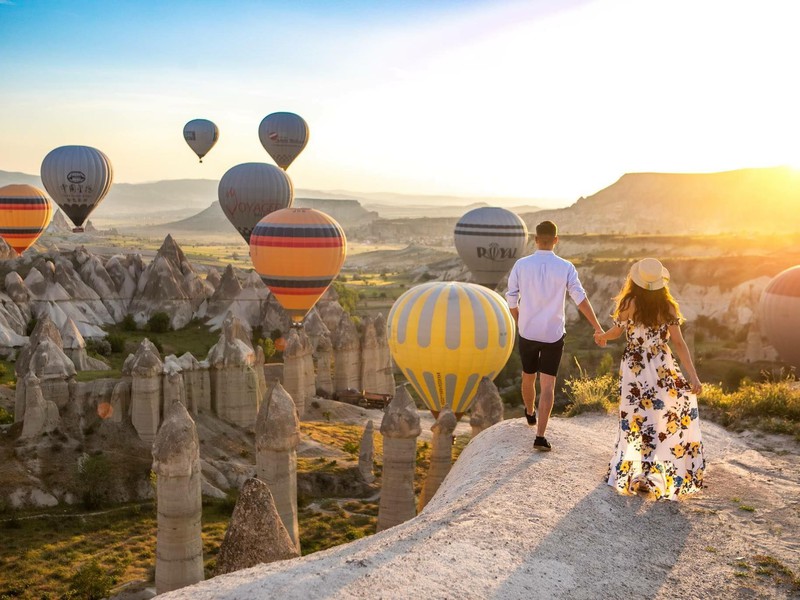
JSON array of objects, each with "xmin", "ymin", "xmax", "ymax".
[{"xmin": 3, "ymin": 1, "xmax": 800, "ymax": 202}]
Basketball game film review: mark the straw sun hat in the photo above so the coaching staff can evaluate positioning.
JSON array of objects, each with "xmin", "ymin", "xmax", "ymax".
[{"xmin": 629, "ymin": 258, "xmax": 670, "ymax": 291}]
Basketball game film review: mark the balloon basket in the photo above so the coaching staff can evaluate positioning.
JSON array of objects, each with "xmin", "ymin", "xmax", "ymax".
[{"xmin": 72, "ymin": 227, "xmax": 84, "ymax": 233}]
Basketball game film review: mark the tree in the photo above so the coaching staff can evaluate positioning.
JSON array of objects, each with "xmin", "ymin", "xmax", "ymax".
[{"xmin": 147, "ymin": 312, "xmax": 171, "ymax": 333}]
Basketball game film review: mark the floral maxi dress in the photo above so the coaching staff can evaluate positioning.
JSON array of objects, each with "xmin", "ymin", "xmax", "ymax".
[{"xmin": 606, "ymin": 319, "xmax": 705, "ymax": 501}]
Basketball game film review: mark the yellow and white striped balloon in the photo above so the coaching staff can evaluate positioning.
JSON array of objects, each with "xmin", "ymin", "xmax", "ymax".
[{"xmin": 387, "ymin": 281, "xmax": 515, "ymax": 417}]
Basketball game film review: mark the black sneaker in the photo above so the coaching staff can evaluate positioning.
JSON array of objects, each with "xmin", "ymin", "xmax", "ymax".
[
  {"xmin": 525, "ymin": 409, "xmax": 537, "ymax": 426},
  {"xmin": 533, "ymin": 436, "xmax": 551, "ymax": 452}
]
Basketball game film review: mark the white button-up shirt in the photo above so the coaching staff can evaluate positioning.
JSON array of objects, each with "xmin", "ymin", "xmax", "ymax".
[{"xmin": 505, "ymin": 250, "xmax": 587, "ymax": 343}]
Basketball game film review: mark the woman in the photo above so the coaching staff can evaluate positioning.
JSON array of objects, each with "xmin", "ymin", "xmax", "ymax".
[{"xmin": 594, "ymin": 258, "xmax": 705, "ymax": 501}]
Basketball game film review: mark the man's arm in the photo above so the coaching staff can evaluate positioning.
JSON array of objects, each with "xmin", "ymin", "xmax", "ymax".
[
  {"xmin": 505, "ymin": 263, "xmax": 520, "ymax": 323},
  {"xmin": 577, "ymin": 298, "xmax": 603, "ymax": 334}
]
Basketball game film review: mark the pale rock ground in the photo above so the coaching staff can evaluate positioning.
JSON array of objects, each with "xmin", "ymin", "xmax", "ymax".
[{"xmin": 163, "ymin": 414, "xmax": 800, "ymax": 600}]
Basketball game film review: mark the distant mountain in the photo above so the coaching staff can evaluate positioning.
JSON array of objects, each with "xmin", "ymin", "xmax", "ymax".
[
  {"xmin": 122, "ymin": 198, "xmax": 378, "ymax": 236},
  {"xmin": 362, "ymin": 202, "xmax": 543, "ymax": 219},
  {"xmin": 0, "ymin": 169, "xmax": 548, "ymax": 224},
  {"xmin": 523, "ymin": 167, "xmax": 800, "ymax": 234}
]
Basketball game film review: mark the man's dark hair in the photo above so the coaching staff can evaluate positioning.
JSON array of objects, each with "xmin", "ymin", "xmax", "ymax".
[{"xmin": 535, "ymin": 221, "xmax": 557, "ymax": 237}]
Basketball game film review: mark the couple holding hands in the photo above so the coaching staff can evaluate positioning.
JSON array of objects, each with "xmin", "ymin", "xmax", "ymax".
[{"xmin": 505, "ymin": 221, "xmax": 704, "ymax": 501}]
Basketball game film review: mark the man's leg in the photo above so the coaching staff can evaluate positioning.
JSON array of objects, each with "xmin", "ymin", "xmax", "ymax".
[
  {"xmin": 536, "ymin": 373, "xmax": 556, "ymax": 437},
  {"xmin": 521, "ymin": 371, "xmax": 538, "ymax": 418}
]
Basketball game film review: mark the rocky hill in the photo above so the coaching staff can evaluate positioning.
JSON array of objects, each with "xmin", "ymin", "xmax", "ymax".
[
  {"xmin": 132, "ymin": 199, "xmax": 378, "ymax": 238},
  {"xmin": 526, "ymin": 167, "xmax": 800, "ymax": 234},
  {"xmin": 162, "ymin": 415, "xmax": 800, "ymax": 600}
]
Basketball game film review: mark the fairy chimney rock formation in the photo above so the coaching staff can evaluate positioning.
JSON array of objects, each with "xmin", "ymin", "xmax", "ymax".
[
  {"xmin": 128, "ymin": 234, "xmax": 208, "ymax": 330},
  {"xmin": 214, "ymin": 477, "xmax": 299, "ymax": 575},
  {"xmin": 469, "ymin": 377, "xmax": 505, "ymax": 437},
  {"xmin": 377, "ymin": 385, "xmax": 421, "ymax": 532},
  {"xmin": 152, "ymin": 401, "xmax": 204, "ymax": 594},
  {"xmin": 61, "ymin": 318, "xmax": 110, "ymax": 371},
  {"xmin": 256, "ymin": 382, "xmax": 300, "ymax": 551},
  {"xmin": 314, "ymin": 334, "xmax": 334, "ymax": 396},
  {"xmin": 261, "ymin": 293, "xmax": 292, "ymax": 334},
  {"xmin": 282, "ymin": 328, "xmax": 313, "ymax": 416},
  {"xmin": 302, "ymin": 308, "xmax": 330, "ymax": 352},
  {"xmin": 358, "ymin": 420, "xmax": 376, "ymax": 483},
  {"xmin": 207, "ymin": 313, "xmax": 261, "ymax": 428},
  {"xmin": 129, "ymin": 338, "xmax": 164, "ymax": 444},
  {"xmin": 20, "ymin": 373, "xmax": 60, "ymax": 439},
  {"xmin": 205, "ymin": 267, "xmax": 221, "ymax": 290},
  {"xmin": 175, "ymin": 352, "xmax": 209, "ymax": 414},
  {"xmin": 15, "ymin": 314, "xmax": 62, "ymax": 378},
  {"xmin": 207, "ymin": 264, "xmax": 243, "ymax": 317},
  {"xmin": 316, "ymin": 288, "xmax": 347, "ymax": 334},
  {"xmin": 333, "ymin": 314, "xmax": 361, "ymax": 393},
  {"xmin": 162, "ymin": 355, "xmax": 187, "ymax": 416},
  {"xmin": 360, "ymin": 314, "xmax": 395, "ymax": 395},
  {"xmin": 373, "ymin": 313, "xmax": 395, "ymax": 394},
  {"xmin": 419, "ymin": 408, "xmax": 457, "ymax": 511},
  {"xmin": 360, "ymin": 316, "xmax": 382, "ymax": 393}
]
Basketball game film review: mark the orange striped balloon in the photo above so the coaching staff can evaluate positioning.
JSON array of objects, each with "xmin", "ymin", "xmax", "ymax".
[
  {"xmin": 250, "ymin": 208, "xmax": 346, "ymax": 324},
  {"xmin": 0, "ymin": 184, "xmax": 53, "ymax": 255}
]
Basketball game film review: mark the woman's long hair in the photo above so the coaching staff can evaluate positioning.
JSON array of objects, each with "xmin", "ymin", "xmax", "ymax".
[{"xmin": 612, "ymin": 276, "xmax": 683, "ymax": 327}]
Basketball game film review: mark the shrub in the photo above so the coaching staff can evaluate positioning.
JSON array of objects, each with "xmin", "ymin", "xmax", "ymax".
[
  {"xmin": 85, "ymin": 337, "xmax": 112, "ymax": 357},
  {"xmin": 120, "ymin": 313, "xmax": 137, "ymax": 331},
  {"xmin": 563, "ymin": 359, "xmax": 617, "ymax": 416},
  {"xmin": 106, "ymin": 333, "xmax": 126, "ymax": 353},
  {"xmin": 332, "ymin": 281, "xmax": 360, "ymax": 315},
  {"xmin": 342, "ymin": 441, "xmax": 359, "ymax": 456},
  {"xmin": 147, "ymin": 312, "xmax": 171, "ymax": 333},
  {"xmin": 77, "ymin": 454, "xmax": 113, "ymax": 509},
  {"xmin": 0, "ymin": 406, "xmax": 12, "ymax": 425},
  {"xmin": 67, "ymin": 561, "xmax": 114, "ymax": 600},
  {"xmin": 259, "ymin": 337, "xmax": 276, "ymax": 360},
  {"xmin": 0, "ymin": 363, "xmax": 7, "ymax": 379},
  {"xmin": 699, "ymin": 376, "xmax": 800, "ymax": 438}
]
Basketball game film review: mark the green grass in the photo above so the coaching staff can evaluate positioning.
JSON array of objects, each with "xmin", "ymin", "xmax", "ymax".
[
  {"xmin": 699, "ymin": 378, "xmax": 800, "ymax": 439},
  {"xmin": 102, "ymin": 320, "xmax": 220, "ymax": 372}
]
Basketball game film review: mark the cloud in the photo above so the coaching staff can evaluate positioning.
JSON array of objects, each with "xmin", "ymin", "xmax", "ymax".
[{"xmin": 0, "ymin": 1, "xmax": 16, "ymax": 5}]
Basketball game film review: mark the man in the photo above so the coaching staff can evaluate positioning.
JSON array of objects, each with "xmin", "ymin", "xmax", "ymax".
[{"xmin": 505, "ymin": 220, "xmax": 604, "ymax": 451}]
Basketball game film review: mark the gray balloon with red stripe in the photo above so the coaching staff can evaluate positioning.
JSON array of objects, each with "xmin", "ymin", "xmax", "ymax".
[
  {"xmin": 454, "ymin": 207, "xmax": 529, "ymax": 289},
  {"xmin": 759, "ymin": 265, "xmax": 800, "ymax": 368}
]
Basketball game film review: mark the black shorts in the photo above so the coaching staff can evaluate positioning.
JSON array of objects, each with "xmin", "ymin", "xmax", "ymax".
[{"xmin": 519, "ymin": 334, "xmax": 565, "ymax": 376}]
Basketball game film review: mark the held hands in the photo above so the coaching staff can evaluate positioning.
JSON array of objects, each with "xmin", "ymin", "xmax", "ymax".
[{"xmin": 593, "ymin": 329, "xmax": 607, "ymax": 348}]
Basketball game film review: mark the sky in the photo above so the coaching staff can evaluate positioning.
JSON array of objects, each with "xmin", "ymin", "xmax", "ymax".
[{"xmin": 2, "ymin": 0, "xmax": 800, "ymax": 207}]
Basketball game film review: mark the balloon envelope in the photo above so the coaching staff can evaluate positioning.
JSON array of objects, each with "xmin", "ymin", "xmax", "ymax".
[
  {"xmin": 40, "ymin": 145, "xmax": 113, "ymax": 231},
  {"xmin": 250, "ymin": 208, "xmax": 346, "ymax": 324},
  {"xmin": 454, "ymin": 207, "xmax": 528, "ymax": 288},
  {"xmin": 258, "ymin": 112, "xmax": 309, "ymax": 170},
  {"xmin": 387, "ymin": 281, "xmax": 515, "ymax": 417},
  {"xmin": 759, "ymin": 265, "xmax": 800, "ymax": 368},
  {"xmin": 0, "ymin": 184, "xmax": 53, "ymax": 254},
  {"xmin": 218, "ymin": 163, "xmax": 293, "ymax": 244},
  {"xmin": 183, "ymin": 119, "xmax": 219, "ymax": 162}
]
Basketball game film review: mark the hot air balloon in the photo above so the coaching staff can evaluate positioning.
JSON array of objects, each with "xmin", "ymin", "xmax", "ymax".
[
  {"xmin": 387, "ymin": 281, "xmax": 515, "ymax": 418},
  {"xmin": 218, "ymin": 163, "xmax": 293, "ymax": 244},
  {"xmin": 454, "ymin": 207, "xmax": 528, "ymax": 289},
  {"xmin": 40, "ymin": 145, "xmax": 113, "ymax": 232},
  {"xmin": 759, "ymin": 266, "xmax": 800, "ymax": 368},
  {"xmin": 183, "ymin": 119, "xmax": 219, "ymax": 162},
  {"xmin": 0, "ymin": 184, "xmax": 53, "ymax": 255},
  {"xmin": 250, "ymin": 208, "xmax": 346, "ymax": 325},
  {"xmin": 258, "ymin": 112, "xmax": 309, "ymax": 170}
]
